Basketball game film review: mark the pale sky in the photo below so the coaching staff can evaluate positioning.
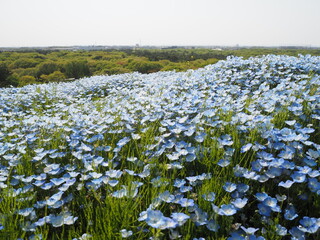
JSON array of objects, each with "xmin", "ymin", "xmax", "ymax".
[{"xmin": 1, "ymin": 0, "xmax": 319, "ymax": 47}]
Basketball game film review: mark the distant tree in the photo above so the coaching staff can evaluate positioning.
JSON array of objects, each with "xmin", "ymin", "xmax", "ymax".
[
  {"xmin": 63, "ymin": 61, "xmax": 91, "ymax": 79},
  {"xmin": 127, "ymin": 60, "xmax": 163, "ymax": 74},
  {"xmin": 0, "ymin": 63, "xmax": 16, "ymax": 87},
  {"xmin": 40, "ymin": 71, "xmax": 66, "ymax": 82},
  {"xmin": 36, "ymin": 61, "xmax": 60, "ymax": 78},
  {"xmin": 11, "ymin": 58, "xmax": 40, "ymax": 69},
  {"xmin": 18, "ymin": 75, "xmax": 37, "ymax": 87}
]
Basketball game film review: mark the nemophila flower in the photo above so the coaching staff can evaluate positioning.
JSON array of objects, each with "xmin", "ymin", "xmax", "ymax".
[
  {"xmin": 120, "ymin": 229, "xmax": 133, "ymax": 238},
  {"xmin": 177, "ymin": 198, "xmax": 195, "ymax": 207},
  {"xmin": 218, "ymin": 135, "xmax": 233, "ymax": 147},
  {"xmin": 237, "ymin": 183, "xmax": 249, "ymax": 193},
  {"xmin": 255, "ymin": 192, "xmax": 268, "ymax": 201},
  {"xmin": 285, "ymin": 120, "xmax": 296, "ymax": 126},
  {"xmin": 17, "ymin": 207, "xmax": 34, "ymax": 217},
  {"xmin": 233, "ymin": 165, "xmax": 248, "ymax": 177},
  {"xmin": 191, "ymin": 208, "xmax": 208, "ymax": 226},
  {"xmin": 171, "ymin": 212, "xmax": 190, "ymax": 226},
  {"xmin": 0, "ymin": 224, "xmax": 4, "ymax": 230},
  {"xmin": 218, "ymin": 204, "xmax": 237, "ymax": 216},
  {"xmin": 240, "ymin": 226, "xmax": 259, "ymax": 235},
  {"xmin": 257, "ymin": 203, "xmax": 271, "ymax": 217},
  {"xmin": 308, "ymin": 178, "xmax": 320, "ymax": 192},
  {"xmin": 276, "ymin": 194, "xmax": 287, "ymax": 202},
  {"xmin": 243, "ymin": 171, "xmax": 259, "ymax": 180},
  {"xmin": 257, "ymin": 151, "xmax": 274, "ymax": 161},
  {"xmin": 241, "ymin": 143, "xmax": 252, "ymax": 153},
  {"xmin": 306, "ymin": 148, "xmax": 319, "ymax": 159},
  {"xmin": 180, "ymin": 185, "xmax": 193, "ymax": 193},
  {"xmin": 223, "ymin": 182, "xmax": 237, "ymax": 192},
  {"xmin": 217, "ymin": 159, "xmax": 231, "ymax": 167},
  {"xmin": 195, "ymin": 133, "xmax": 206, "ymax": 143},
  {"xmin": 265, "ymin": 166, "xmax": 282, "ymax": 178},
  {"xmin": 202, "ymin": 192, "xmax": 216, "ymax": 202},
  {"xmin": 284, "ymin": 204, "xmax": 298, "ymax": 220},
  {"xmin": 289, "ymin": 227, "xmax": 305, "ymax": 240},
  {"xmin": 144, "ymin": 210, "xmax": 168, "ymax": 229},
  {"xmin": 275, "ymin": 224, "xmax": 287, "ymax": 236},
  {"xmin": 278, "ymin": 180, "xmax": 294, "ymax": 188},
  {"xmin": 206, "ymin": 219, "xmax": 220, "ymax": 232},
  {"xmin": 232, "ymin": 198, "xmax": 248, "ymax": 209},
  {"xmin": 278, "ymin": 147, "xmax": 295, "ymax": 159},
  {"xmin": 169, "ymin": 229, "xmax": 181, "ymax": 239},
  {"xmin": 308, "ymin": 169, "xmax": 320, "ymax": 178},
  {"xmin": 51, "ymin": 177, "xmax": 66, "ymax": 186},
  {"xmin": 159, "ymin": 191, "xmax": 175, "ymax": 203},
  {"xmin": 227, "ymin": 232, "xmax": 246, "ymax": 240},
  {"xmin": 291, "ymin": 171, "xmax": 306, "ymax": 183},
  {"xmin": 303, "ymin": 157, "xmax": 317, "ymax": 167},
  {"xmin": 186, "ymin": 153, "xmax": 196, "ymax": 162},
  {"xmin": 298, "ymin": 216, "xmax": 319, "ymax": 233},
  {"xmin": 251, "ymin": 161, "xmax": 263, "ymax": 172},
  {"xmin": 173, "ymin": 178, "xmax": 187, "ymax": 188},
  {"xmin": 112, "ymin": 188, "xmax": 127, "ymax": 198},
  {"xmin": 77, "ymin": 233, "xmax": 92, "ymax": 240}
]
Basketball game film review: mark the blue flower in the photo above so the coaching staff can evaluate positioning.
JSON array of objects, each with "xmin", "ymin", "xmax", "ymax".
[
  {"xmin": 240, "ymin": 226, "xmax": 259, "ymax": 235},
  {"xmin": 291, "ymin": 171, "xmax": 306, "ymax": 183},
  {"xmin": 223, "ymin": 182, "xmax": 237, "ymax": 192},
  {"xmin": 284, "ymin": 204, "xmax": 298, "ymax": 220},
  {"xmin": 289, "ymin": 227, "xmax": 305, "ymax": 240},
  {"xmin": 217, "ymin": 159, "xmax": 231, "ymax": 167},
  {"xmin": 206, "ymin": 219, "xmax": 220, "ymax": 232},
  {"xmin": 236, "ymin": 183, "xmax": 249, "ymax": 193},
  {"xmin": 171, "ymin": 212, "xmax": 190, "ymax": 226},
  {"xmin": 275, "ymin": 224, "xmax": 287, "ymax": 236},
  {"xmin": 255, "ymin": 192, "xmax": 268, "ymax": 201},
  {"xmin": 241, "ymin": 143, "xmax": 252, "ymax": 153},
  {"xmin": 218, "ymin": 204, "xmax": 237, "ymax": 216},
  {"xmin": 227, "ymin": 232, "xmax": 246, "ymax": 240},
  {"xmin": 262, "ymin": 196, "xmax": 277, "ymax": 209},
  {"xmin": 144, "ymin": 210, "xmax": 165, "ymax": 228},
  {"xmin": 298, "ymin": 216, "xmax": 319, "ymax": 233},
  {"xmin": 120, "ymin": 229, "xmax": 133, "ymax": 238},
  {"xmin": 278, "ymin": 180, "xmax": 294, "ymax": 188},
  {"xmin": 257, "ymin": 203, "xmax": 271, "ymax": 217},
  {"xmin": 177, "ymin": 198, "xmax": 195, "ymax": 207},
  {"xmin": 232, "ymin": 198, "xmax": 248, "ymax": 209},
  {"xmin": 308, "ymin": 178, "xmax": 320, "ymax": 193}
]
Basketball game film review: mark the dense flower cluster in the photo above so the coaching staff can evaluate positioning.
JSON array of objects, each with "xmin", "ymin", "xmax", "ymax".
[{"xmin": 0, "ymin": 55, "xmax": 319, "ymax": 239}]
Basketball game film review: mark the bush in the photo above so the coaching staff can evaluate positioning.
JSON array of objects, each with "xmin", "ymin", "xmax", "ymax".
[
  {"xmin": 0, "ymin": 63, "xmax": 13, "ymax": 87},
  {"xmin": 36, "ymin": 61, "xmax": 60, "ymax": 78},
  {"xmin": 63, "ymin": 61, "xmax": 91, "ymax": 79},
  {"xmin": 11, "ymin": 58, "xmax": 40, "ymax": 69},
  {"xmin": 40, "ymin": 71, "xmax": 66, "ymax": 82},
  {"xmin": 18, "ymin": 75, "xmax": 37, "ymax": 86},
  {"xmin": 127, "ymin": 60, "xmax": 163, "ymax": 73}
]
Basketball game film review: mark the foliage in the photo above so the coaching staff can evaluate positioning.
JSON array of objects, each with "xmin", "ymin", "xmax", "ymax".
[
  {"xmin": 36, "ymin": 61, "xmax": 60, "ymax": 78},
  {"xmin": 18, "ymin": 75, "xmax": 37, "ymax": 86},
  {"xmin": 40, "ymin": 71, "xmax": 66, "ymax": 82},
  {"xmin": 0, "ymin": 63, "xmax": 17, "ymax": 87},
  {"xmin": 63, "ymin": 61, "xmax": 91, "ymax": 79}
]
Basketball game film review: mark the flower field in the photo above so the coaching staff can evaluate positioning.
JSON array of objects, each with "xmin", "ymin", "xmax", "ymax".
[{"xmin": 0, "ymin": 55, "xmax": 319, "ymax": 240}]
